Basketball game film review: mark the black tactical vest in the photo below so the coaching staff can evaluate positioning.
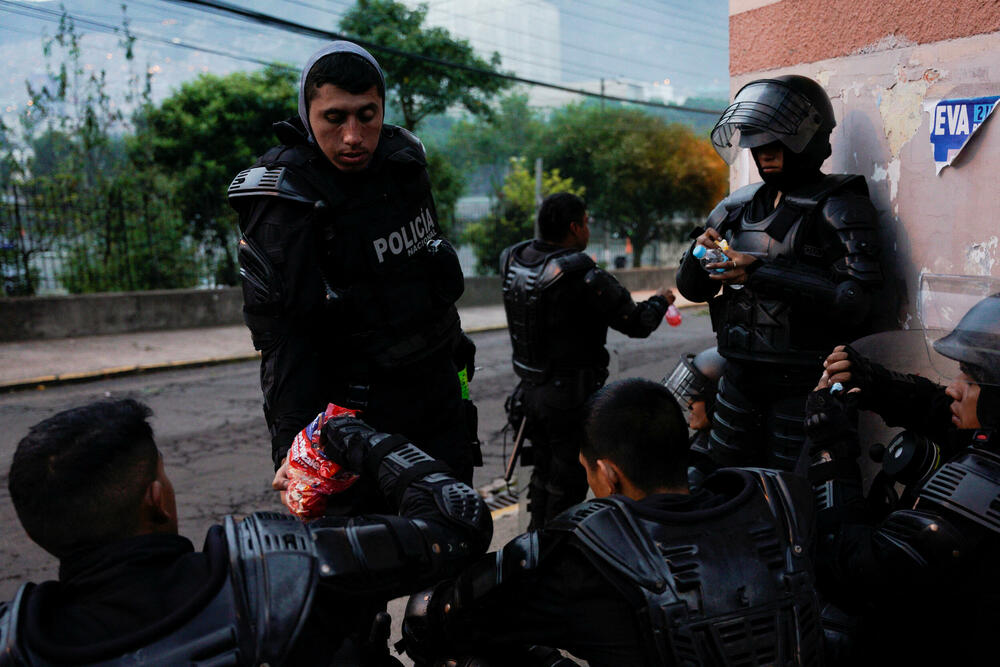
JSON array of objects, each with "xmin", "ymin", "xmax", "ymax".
[
  {"xmin": 231, "ymin": 124, "xmax": 461, "ymax": 371},
  {"xmin": 709, "ymin": 175, "xmax": 867, "ymax": 366},
  {"xmin": 501, "ymin": 240, "xmax": 602, "ymax": 382},
  {"xmin": 545, "ymin": 469, "xmax": 823, "ymax": 666},
  {"xmin": 0, "ymin": 513, "xmax": 318, "ymax": 667}
]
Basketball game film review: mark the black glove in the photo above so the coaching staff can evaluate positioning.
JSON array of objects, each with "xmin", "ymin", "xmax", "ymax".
[
  {"xmin": 841, "ymin": 344, "xmax": 879, "ymax": 393},
  {"xmin": 320, "ymin": 415, "xmax": 382, "ymax": 475},
  {"xmin": 805, "ymin": 389, "xmax": 860, "ymax": 461}
]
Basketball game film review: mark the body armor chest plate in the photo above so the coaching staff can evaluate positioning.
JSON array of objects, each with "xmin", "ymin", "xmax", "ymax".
[
  {"xmin": 714, "ymin": 197, "xmax": 829, "ymax": 366},
  {"xmin": 502, "ymin": 243, "xmax": 594, "ymax": 382},
  {"xmin": 548, "ymin": 470, "xmax": 822, "ymax": 665}
]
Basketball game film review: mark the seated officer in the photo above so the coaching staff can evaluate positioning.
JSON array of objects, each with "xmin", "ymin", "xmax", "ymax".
[
  {"xmin": 403, "ymin": 379, "xmax": 823, "ymax": 666},
  {"xmin": 1, "ymin": 399, "xmax": 491, "ymax": 666}
]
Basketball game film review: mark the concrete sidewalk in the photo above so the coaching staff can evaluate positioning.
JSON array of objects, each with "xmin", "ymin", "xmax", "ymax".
[{"xmin": 0, "ymin": 292, "xmax": 699, "ymax": 392}]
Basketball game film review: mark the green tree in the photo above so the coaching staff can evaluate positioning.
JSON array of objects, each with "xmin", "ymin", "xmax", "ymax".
[
  {"xmin": 445, "ymin": 93, "xmax": 545, "ymax": 195},
  {"xmin": 0, "ymin": 5, "xmax": 198, "ymax": 295},
  {"xmin": 462, "ymin": 157, "xmax": 583, "ymax": 275},
  {"xmin": 133, "ymin": 65, "xmax": 298, "ymax": 284},
  {"xmin": 536, "ymin": 104, "xmax": 727, "ymax": 267},
  {"xmin": 340, "ymin": 0, "xmax": 513, "ymax": 131},
  {"xmin": 426, "ymin": 147, "xmax": 463, "ymax": 239}
]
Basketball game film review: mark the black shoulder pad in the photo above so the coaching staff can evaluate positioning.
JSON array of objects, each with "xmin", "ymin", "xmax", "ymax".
[
  {"xmin": 395, "ymin": 126, "xmax": 427, "ymax": 156},
  {"xmin": 538, "ymin": 250, "xmax": 595, "ymax": 290},
  {"xmin": 878, "ymin": 508, "xmax": 970, "ymax": 570},
  {"xmin": 918, "ymin": 449, "xmax": 1000, "ymax": 536},
  {"xmin": 382, "ymin": 125, "xmax": 428, "ymax": 165},
  {"xmin": 705, "ymin": 199, "xmax": 729, "ymax": 230},
  {"xmin": 742, "ymin": 468, "xmax": 814, "ymax": 557},
  {"xmin": 820, "ymin": 189, "xmax": 879, "ymax": 230},
  {"xmin": 228, "ymin": 165, "xmax": 318, "ymax": 205},
  {"xmin": 723, "ymin": 182, "xmax": 764, "ymax": 212},
  {"xmin": 500, "ymin": 241, "xmax": 531, "ymax": 276},
  {"xmin": 545, "ymin": 499, "xmax": 672, "ymax": 594},
  {"xmin": 231, "ymin": 512, "xmax": 318, "ymax": 661},
  {"xmin": 786, "ymin": 174, "xmax": 868, "ymax": 209}
]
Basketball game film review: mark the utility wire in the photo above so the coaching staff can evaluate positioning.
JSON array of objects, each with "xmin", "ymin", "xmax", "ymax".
[{"xmin": 165, "ymin": 0, "xmax": 724, "ymax": 115}]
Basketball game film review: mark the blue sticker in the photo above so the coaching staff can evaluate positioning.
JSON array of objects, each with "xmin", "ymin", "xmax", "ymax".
[{"xmin": 929, "ymin": 96, "xmax": 1000, "ymax": 174}]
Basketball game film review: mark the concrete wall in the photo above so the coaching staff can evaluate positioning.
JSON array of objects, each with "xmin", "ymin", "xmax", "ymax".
[
  {"xmin": 0, "ymin": 267, "xmax": 678, "ymax": 342},
  {"xmin": 729, "ymin": 0, "xmax": 1000, "ymax": 330}
]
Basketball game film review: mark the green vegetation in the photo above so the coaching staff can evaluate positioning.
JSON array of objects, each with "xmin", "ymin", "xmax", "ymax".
[{"xmin": 1, "ymin": 1, "xmax": 728, "ymax": 294}]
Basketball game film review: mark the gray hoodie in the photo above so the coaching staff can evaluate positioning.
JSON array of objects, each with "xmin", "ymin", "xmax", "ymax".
[{"xmin": 296, "ymin": 41, "xmax": 386, "ymax": 145}]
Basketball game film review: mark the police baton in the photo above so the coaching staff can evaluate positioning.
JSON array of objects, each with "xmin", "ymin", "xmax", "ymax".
[{"xmin": 504, "ymin": 416, "xmax": 528, "ymax": 483}]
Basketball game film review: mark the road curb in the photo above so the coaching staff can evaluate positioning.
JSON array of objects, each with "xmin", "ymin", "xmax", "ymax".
[{"xmin": 0, "ymin": 353, "xmax": 261, "ymax": 394}]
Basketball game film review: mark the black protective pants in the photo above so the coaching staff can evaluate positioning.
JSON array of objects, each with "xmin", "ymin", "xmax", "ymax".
[
  {"xmin": 516, "ymin": 369, "xmax": 606, "ymax": 529},
  {"xmin": 707, "ymin": 360, "xmax": 817, "ymax": 471}
]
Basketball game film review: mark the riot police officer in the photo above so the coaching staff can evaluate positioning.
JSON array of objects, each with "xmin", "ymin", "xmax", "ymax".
[
  {"xmin": 227, "ymin": 41, "xmax": 477, "ymax": 484},
  {"xmin": 805, "ymin": 284, "xmax": 1000, "ymax": 664},
  {"xmin": 676, "ymin": 74, "xmax": 883, "ymax": 471},
  {"xmin": 663, "ymin": 346, "xmax": 726, "ymax": 487},
  {"xmin": 402, "ymin": 379, "xmax": 824, "ymax": 666},
  {"xmin": 0, "ymin": 399, "xmax": 491, "ymax": 666},
  {"xmin": 501, "ymin": 193, "xmax": 673, "ymax": 528}
]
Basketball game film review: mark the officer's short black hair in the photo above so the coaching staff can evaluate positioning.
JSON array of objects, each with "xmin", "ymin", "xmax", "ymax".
[
  {"xmin": 305, "ymin": 52, "xmax": 386, "ymax": 108},
  {"xmin": 8, "ymin": 399, "xmax": 159, "ymax": 558},
  {"xmin": 582, "ymin": 378, "xmax": 689, "ymax": 492},
  {"xmin": 537, "ymin": 192, "xmax": 586, "ymax": 243}
]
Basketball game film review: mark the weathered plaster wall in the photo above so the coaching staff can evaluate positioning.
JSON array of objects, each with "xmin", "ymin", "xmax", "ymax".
[
  {"xmin": 729, "ymin": 29, "xmax": 1000, "ymax": 329},
  {"xmin": 731, "ymin": 0, "xmax": 1000, "ymax": 75}
]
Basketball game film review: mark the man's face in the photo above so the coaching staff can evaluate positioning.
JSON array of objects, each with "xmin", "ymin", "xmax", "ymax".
[
  {"xmin": 751, "ymin": 142, "xmax": 784, "ymax": 175},
  {"xmin": 946, "ymin": 371, "xmax": 982, "ymax": 429},
  {"xmin": 308, "ymin": 83, "xmax": 383, "ymax": 172},
  {"xmin": 688, "ymin": 399, "xmax": 710, "ymax": 431}
]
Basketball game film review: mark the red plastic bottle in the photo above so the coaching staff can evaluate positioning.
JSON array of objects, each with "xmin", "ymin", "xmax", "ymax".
[{"xmin": 665, "ymin": 304, "xmax": 682, "ymax": 327}]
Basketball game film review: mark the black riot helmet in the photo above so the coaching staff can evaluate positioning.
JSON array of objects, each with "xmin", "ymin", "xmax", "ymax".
[
  {"xmin": 711, "ymin": 75, "xmax": 836, "ymax": 173},
  {"xmin": 932, "ymin": 293, "xmax": 1000, "ymax": 387},
  {"xmin": 663, "ymin": 347, "xmax": 726, "ymax": 413}
]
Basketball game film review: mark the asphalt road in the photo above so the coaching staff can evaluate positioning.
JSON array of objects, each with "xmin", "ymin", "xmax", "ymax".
[{"xmin": 0, "ymin": 309, "xmax": 715, "ymax": 601}]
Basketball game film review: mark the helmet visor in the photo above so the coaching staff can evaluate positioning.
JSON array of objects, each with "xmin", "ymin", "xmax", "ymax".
[
  {"xmin": 711, "ymin": 80, "xmax": 825, "ymax": 164},
  {"xmin": 919, "ymin": 273, "xmax": 1000, "ymax": 387}
]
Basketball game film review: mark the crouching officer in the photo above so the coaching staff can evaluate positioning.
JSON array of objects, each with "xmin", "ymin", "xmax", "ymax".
[
  {"xmin": 403, "ymin": 379, "xmax": 824, "ymax": 666},
  {"xmin": 228, "ymin": 40, "xmax": 478, "ymax": 485},
  {"xmin": 804, "ymin": 278, "xmax": 1000, "ymax": 664},
  {"xmin": 502, "ymin": 193, "xmax": 674, "ymax": 528},
  {"xmin": 0, "ymin": 399, "xmax": 491, "ymax": 666}
]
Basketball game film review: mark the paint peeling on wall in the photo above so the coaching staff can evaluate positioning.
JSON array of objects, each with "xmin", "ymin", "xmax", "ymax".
[
  {"xmin": 877, "ymin": 67, "xmax": 930, "ymax": 157},
  {"xmin": 964, "ymin": 236, "xmax": 999, "ymax": 275}
]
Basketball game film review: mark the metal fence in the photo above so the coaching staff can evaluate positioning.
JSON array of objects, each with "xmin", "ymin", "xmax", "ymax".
[
  {"xmin": 0, "ymin": 181, "xmax": 221, "ymax": 296},
  {"xmin": 1, "ymin": 184, "xmax": 686, "ymax": 296}
]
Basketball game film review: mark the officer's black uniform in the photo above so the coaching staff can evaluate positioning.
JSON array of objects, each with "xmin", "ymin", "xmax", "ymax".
[
  {"xmin": 676, "ymin": 75, "xmax": 882, "ymax": 471},
  {"xmin": 804, "ymin": 294, "xmax": 1000, "ymax": 664},
  {"xmin": 404, "ymin": 468, "xmax": 823, "ymax": 666},
  {"xmin": 229, "ymin": 116, "xmax": 475, "ymax": 481},
  {"xmin": 501, "ymin": 240, "xmax": 668, "ymax": 527},
  {"xmin": 0, "ymin": 422, "xmax": 492, "ymax": 666}
]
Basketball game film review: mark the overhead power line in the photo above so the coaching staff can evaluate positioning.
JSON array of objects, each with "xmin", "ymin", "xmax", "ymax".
[{"xmin": 165, "ymin": 0, "xmax": 725, "ymax": 116}]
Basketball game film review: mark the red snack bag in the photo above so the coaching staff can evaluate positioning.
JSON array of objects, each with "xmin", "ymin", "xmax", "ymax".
[{"xmin": 284, "ymin": 403, "xmax": 361, "ymax": 519}]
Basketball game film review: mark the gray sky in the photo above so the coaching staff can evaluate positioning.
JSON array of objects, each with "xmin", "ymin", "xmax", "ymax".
[{"xmin": 0, "ymin": 0, "xmax": 729, "ymax": 132}]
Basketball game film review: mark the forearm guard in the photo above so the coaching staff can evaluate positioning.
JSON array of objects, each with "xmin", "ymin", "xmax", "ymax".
[
  {"xmin": 746, "ymin": 261, "xmax": 871, "ymax": 326},
  {"xmin": 305, "ymin": 433, "xmax": 491, "ymax": 599},
  {"xmin": 584, "ymin": 268, "xmax": 668, "ymax": 337}
]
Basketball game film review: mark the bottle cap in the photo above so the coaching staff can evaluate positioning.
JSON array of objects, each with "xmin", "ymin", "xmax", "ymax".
[{"xmin": 692, "ymin": 245, "xmax": 706, "ymax": 259}]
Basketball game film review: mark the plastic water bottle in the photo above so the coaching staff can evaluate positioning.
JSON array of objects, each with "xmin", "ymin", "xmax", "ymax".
[
  {"xmin": 691, "ymin": 238, "xmax": 733, "ymax": 273},
  {"xmin": 665, "ymin": 303, "xmax": 682, "ymax": 327}
]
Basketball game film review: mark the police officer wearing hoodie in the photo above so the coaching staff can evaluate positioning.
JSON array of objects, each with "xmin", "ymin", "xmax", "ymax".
[{"xmin": 228, "ymin": 42, "xmax": 477, "ymax": 486}]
